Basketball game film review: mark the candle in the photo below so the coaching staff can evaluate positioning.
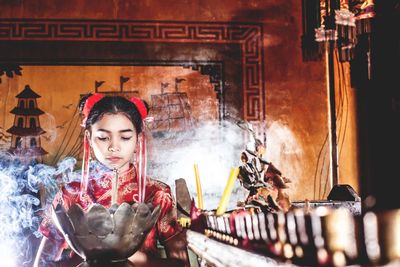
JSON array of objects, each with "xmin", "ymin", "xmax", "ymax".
[
  {"xmin": 216, "ymin": 167, "xmax": 240, "ymax": 216},
  {"xmin": 194, "ymin": 164, "xmax": 204, "ymax": 209}
]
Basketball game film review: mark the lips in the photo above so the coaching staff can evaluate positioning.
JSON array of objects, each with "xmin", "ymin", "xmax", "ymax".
[{"xmin": 107, "ymin": 156, "xmax": 122, "ymax": 162}]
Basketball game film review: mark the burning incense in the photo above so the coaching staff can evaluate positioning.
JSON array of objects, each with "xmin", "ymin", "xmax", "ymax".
[
  {"xmin": 216, "ymin": 167, "xmax": 240, "ymax": 216},
  {"xmin": 112, "ymin": 169, "xmax": 119, "ymax": 205},
  {"xmin": 194, "ymin": 164, "xmax": 204, "ymax": 209}
]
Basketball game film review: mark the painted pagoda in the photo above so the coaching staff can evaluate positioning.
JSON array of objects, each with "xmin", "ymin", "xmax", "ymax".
[{"xmin": 7, "ymin": 85, "xmax": 47, "ymax": 161}]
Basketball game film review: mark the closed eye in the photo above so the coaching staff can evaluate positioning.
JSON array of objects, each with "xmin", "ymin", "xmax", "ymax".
[{"xmin": 121, "ymin": 136, "xmax": 133, "ymax": 141}]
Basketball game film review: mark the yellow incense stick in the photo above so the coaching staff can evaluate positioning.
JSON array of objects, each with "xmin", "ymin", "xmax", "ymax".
[
  {"xmin": 194, "ymin": 164, "xmax": 204, "ymax": 209},
  {"xmin": 216, "ymin": 167, "xmax": 240, "ymax": 216}
]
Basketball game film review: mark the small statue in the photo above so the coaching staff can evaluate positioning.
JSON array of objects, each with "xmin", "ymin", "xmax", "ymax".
[{"xmin": 236, "ymin": 121, "xmax": 292, "ymax": 212}]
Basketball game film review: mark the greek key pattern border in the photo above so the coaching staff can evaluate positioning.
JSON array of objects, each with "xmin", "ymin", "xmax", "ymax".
[{"xmin": 0, "ymin": 20, "xmax": 264, "ymax": 120}]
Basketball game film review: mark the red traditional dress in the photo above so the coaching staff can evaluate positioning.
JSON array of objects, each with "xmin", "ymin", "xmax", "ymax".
[{"xmin": 39, "ymin": 162, "xmax": 182, "ymax": 256}]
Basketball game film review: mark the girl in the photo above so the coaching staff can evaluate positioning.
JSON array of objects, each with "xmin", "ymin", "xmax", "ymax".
[{"xmin": 34, "ymin": 94, "xmax": 189, "ymax": 267}]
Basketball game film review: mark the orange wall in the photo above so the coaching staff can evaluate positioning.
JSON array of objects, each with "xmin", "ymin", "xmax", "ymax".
[{"xmin": 0, "ymin": 0, "xmax": 360, "ymax": 201}]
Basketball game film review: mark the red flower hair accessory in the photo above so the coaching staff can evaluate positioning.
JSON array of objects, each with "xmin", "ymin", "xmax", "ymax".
[
  {"xmin": 81, "ymin": 93, "xmax": 104, "ymax": 127},
  {"xmin": 129, "ymin": 97, "xmax": 147, "ymax": 120}
]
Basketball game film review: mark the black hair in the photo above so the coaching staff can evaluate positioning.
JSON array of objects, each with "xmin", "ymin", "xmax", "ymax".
[{"xmin": 79, "ymin": 94, "xmax": 147, "ymax": 134}]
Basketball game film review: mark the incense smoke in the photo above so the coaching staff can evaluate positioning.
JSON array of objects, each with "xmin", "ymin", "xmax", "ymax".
[
  {"xmin": 147, "ymin": 120, "xmax": 248, "ymax": 210},
  {"xmin": 0, "ymin": 154, "xmax": 78, "ymax": 267}
]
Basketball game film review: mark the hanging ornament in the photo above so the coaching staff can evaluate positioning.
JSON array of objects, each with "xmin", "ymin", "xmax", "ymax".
[
  {"xmin": 349, "ymin": 0, "xmax": 375, "ymax": 80},
  {"xmin": 335, "ymin": 8, "xmax": 357, "ymax": 61},
  {"xmin": 314, "ymin": 0, "xmax": 338, "ymax": 43},
  {"xmin": 352, "ymin": 0, "xmax": 376, "ymax": 35}
]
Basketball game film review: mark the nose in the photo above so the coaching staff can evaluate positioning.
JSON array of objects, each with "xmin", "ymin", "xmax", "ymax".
[
  {"xmin": 108, "ymin": 147, "xmax": 120, "ymax": 152},
  {"xmin": 108, "ymin": 138, "xmax": 120, "ymax": 152}
]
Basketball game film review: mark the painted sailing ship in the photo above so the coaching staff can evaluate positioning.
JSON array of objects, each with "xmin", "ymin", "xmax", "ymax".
[{"xmin": 148, "ymin": 79, "xmax": 194, "ymax": 135}]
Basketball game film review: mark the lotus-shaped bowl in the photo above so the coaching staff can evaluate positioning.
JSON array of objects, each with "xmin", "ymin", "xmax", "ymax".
[{"xmin": 52, "ymin": 202, "xmax": 161, "ymax": 262}]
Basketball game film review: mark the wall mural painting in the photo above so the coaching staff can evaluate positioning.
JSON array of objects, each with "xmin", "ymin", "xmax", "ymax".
[
  {"xmin": 0, "ymin": 64, "xmax": 220, "ymax": 164},
  {"xmin": 0, "ymin": 65, "xmax": 253, "ymax": 209}
]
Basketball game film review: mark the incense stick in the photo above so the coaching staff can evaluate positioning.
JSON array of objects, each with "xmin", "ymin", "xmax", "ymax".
[{"xmin": 112, "ymin": 169, "xmax": 118, "ymax": 205}]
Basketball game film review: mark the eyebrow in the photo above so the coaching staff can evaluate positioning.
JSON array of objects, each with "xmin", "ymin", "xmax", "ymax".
[{"xmin": 97, "ymin": 129, "xmax": 134, "ymax": 133}]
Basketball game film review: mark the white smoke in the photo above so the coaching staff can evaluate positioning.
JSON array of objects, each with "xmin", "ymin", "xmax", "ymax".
[
  {"xmin": 0, "ymin": 155, "xmax": 79, "ymax": 266},
  {"xmin": 0, "ymin": 156, "xmax": 40, "ymax": 267},
  {"xmin": 148, "ymin": 120, "xmax": 249, "ymax": 210},
  {"xmin": 265, "ymin": 120, "xmax": 303, "ymax": 197},
  {"xmin": 41, "ymin": 112, "xmax": 58, "ymax": 143}
]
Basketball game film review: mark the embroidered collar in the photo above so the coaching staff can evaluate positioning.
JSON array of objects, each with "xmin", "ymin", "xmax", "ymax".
[{"xmin": 89, "ymin": 161, "xmax": 137, "ymax": 184}]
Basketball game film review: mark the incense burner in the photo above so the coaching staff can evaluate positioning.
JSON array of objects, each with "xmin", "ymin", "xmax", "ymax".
[{"xmin": 52, "ymin": 202, "xmax": 160, "ymax": 265}]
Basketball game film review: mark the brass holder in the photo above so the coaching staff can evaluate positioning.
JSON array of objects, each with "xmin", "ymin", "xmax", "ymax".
[{"xmin": 52, "ymin": 202, "xmax": 160, "ymax": 266}]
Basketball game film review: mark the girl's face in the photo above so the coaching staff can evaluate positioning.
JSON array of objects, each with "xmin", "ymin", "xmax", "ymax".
[{"xmin": 88, "ymin": 113, "xmax": 138, "ymax": 173}]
